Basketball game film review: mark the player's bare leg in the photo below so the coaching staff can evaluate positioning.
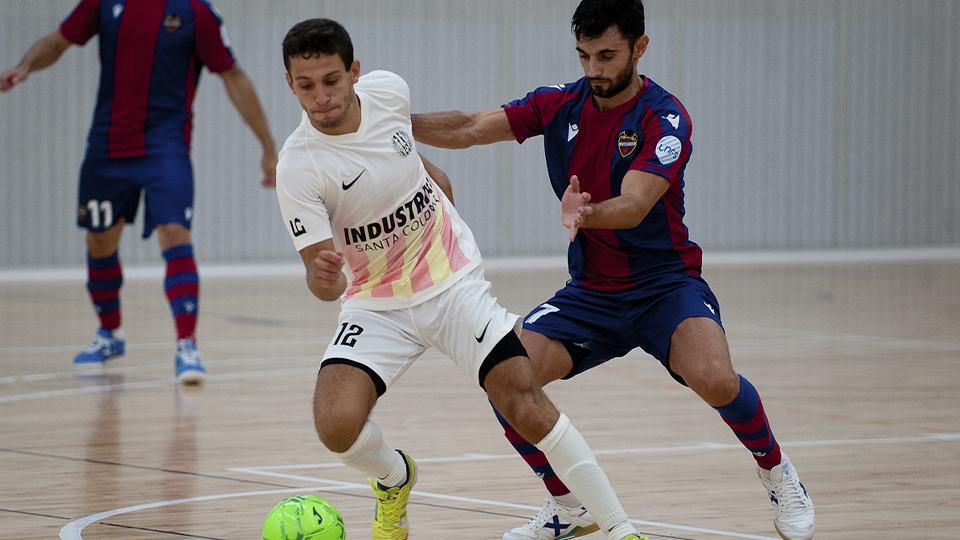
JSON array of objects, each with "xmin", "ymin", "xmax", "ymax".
[
  {"xmin": 75, "ymin": 220, "xmax": 126, "ymax": 365},
  {"xmin": 483, "ymin": 337, "xmax": 639, "ymax": 540},
  {"xmin": 156, "ymin": 223, "xmax": 205, "ymax": 383},
  {"xmin": 519, "ymin": 330, "xmax": 576, "ymax": 385},
  {"xmin": 670, "ymin": 317, "xmax": 814, "ymax": 540},
  {"xmin": 496, "ymin": 331, "xmax": 606, "ymax": 540},
  {"xmin": 314, "ymin": 363, "xmax": 415, "ymax": 539}
]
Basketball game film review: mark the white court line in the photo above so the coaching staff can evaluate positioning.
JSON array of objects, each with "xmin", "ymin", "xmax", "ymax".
[
  {"xmin": 58, "ymin": 482, "xmax": 361, "ymax": 540},
  {"xmin": 0, "ymin": 367, "xmax": 314, "ymax": 403},
  {"xmin": 58, "ymin": 476, "xmax": 777, "ymax": 540},
  {"xmin": 229, "ymin": 432, "xmax": 960, "ymax": 472},
  {"xmin": 51, "ymin": 433, "xmax": 960, "ymax": 538},
  {"xmin": 0, "ymin": 354, "xmax": 320, "ymax": 385},
  {"xmin": 0, "ymin": 335, "xmax": 331, "ymax": 355}
]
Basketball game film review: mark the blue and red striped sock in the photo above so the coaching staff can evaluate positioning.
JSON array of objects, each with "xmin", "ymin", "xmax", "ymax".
[
  {"xmin": 86, "ymin": 252, "xmax": 123, "ymax": 331},
  {"xmin": 492, "ymin": 403, "xmax": 572, "ymax": 497},
  {"xmin": 715, "ymin": 375, "xmax": 783, "ymax": 470},
  {"xmin": 162, "ymin": 244, "xmax": 199, "ymax": 341}
]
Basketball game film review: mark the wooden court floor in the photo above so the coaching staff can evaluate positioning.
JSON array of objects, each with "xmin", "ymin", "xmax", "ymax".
[{"xmin": 1, "ymin": 259, "xmax": 959, "ymax": 539}]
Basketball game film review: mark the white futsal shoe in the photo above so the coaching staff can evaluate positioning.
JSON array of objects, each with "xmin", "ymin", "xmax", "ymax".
[
  {"xmin": 758, "ymin": 454, "xmax": 815, "ymax": 539},
  {"xmin": 503, "ymin": 496, "xmax": 599, "ymax": 540}
]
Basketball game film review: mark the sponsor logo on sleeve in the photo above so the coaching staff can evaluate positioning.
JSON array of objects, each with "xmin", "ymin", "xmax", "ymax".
[
  {"xmin": 655, "ymin": 135, "xmax": 682, "ymax": 165},
  {"xmin": 289, "ymin": 218, "xmax": 307, "ymax": 237}
]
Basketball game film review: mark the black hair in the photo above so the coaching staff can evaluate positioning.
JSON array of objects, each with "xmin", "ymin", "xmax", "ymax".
[
  {"xmin": 571, "ymin": 0, "xmax": 645, "ymax": 44},
  {"xmin": 282, "ymin": 18, "xmax": 354, "ymax": 71}
]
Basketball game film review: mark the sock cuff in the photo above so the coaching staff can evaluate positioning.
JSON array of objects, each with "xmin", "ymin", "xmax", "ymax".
[
  {"xmin": 535, "ymin": 413, "xmax": 570, "ymax": 453},
  {"xmin": 162, "ymin": 243, "xmax": 194, "ymax": 261},
  {"xmin": 714, "ymin": 374, "xmax": 760, "ymax": 422},
  {"xmin": 87, "ymin": 251, "xmax": 120, "ymax": 267},
  {"xmin": 336, "ymin": 421, "xmax": 379, "ymax": 461}
]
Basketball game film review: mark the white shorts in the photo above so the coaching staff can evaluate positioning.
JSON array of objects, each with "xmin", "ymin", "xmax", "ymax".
[{"xmin": 321, "ymin": 267, "xmax": 521, "ymax": 393}]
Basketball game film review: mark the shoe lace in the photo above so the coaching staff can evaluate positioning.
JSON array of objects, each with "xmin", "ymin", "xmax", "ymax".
[
  {"xmin": 82, "ymin": 335, "xmax": 112, "ymax": 353},
  {"xmin": 374, "ymin": 485, "xmax": 405, "ymax": 530},
  {"xmin": 518, "ymin": 498, "xmax": 560, "ymax": 532},
  {"xmin": 769, "ymin": 473, "xmax": 809, "ymax": 518},
  {"xmin": 177, "ymin": 341, "xmax": 200, "ymax": 366}
]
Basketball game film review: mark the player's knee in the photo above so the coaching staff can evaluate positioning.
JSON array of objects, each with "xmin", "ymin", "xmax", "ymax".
[
  {"xmin": 156, "ymin": 223, "xmax": 191, "ymax": 249},
  {"xmin": 676, "ymin": 357, "xmax": 739, "ymax": 405},
  {"xmin": 313, "ymin": 404, "xmax": 365, "ymax": 453},
  {"xmin": 85, "ymin": 227, "xmax": 122, "ymax": 255},
  {"xmin": 478, "ymin": 330, "xmax": 531, "ymax": 391}
]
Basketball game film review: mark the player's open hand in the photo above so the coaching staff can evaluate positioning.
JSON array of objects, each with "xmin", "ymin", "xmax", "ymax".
[
  {"xmin": 561, "ymin": 175, "xmax": 593, "ymax": 241},
  {"xmin": 310, "ymin": 250, "xmax": 345, "ymax": 289},
  {"xmin": 0, "ymin": 66, "xmax": 29, "ymax": 92},
  {"xmin": 260, "ymin": 152, "xmax": 278, "ymax": 188}
]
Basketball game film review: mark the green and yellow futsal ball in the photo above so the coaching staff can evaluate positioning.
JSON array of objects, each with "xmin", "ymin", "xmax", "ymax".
[{"xmin": 262, "ymin": 495, "xmax": 345, "ymax": 540}]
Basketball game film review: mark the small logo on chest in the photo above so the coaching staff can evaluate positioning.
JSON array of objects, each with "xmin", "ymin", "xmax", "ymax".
[
  {"xmin": 392, "ymin": 129, "xmax": 413, "ymax": 157},
  {"xmin": 163, "ymin": 15, "xmax": 183, "ymax": 33},
  {"xmin": 617, "ymin": 130, "xmax": 639, "ymax": 158}
]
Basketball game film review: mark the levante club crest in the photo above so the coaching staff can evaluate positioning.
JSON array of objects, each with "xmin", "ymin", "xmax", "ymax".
[{"xmin": 617, "ymin": 130, "xmax": 638, "ymax": 158}]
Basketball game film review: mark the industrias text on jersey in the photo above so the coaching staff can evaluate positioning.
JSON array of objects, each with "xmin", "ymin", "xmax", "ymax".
[{"xmin": 342, "ymin": 180, "xmax": 439, "ymax": 253}]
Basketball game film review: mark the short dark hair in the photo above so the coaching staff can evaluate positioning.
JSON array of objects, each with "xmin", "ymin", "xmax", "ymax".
[
  {"xmin": 282, "ymin": 18, "xmax": 354, "ymax": 71},
  {"xmin": 571, "ymin": 0, "xmax": 645, "ymax": 44}
]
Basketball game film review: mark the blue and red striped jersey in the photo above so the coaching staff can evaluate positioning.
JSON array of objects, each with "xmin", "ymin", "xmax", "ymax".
[
  {"xmin": 504, "ymin": 76, "xmax": 702, "ymax": 292},
  {"xmin": 60, "ymin": 0, "xmax": 235, "ymax": 159}
]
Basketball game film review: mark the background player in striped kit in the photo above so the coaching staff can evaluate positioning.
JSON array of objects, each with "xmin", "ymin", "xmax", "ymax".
[
  {"xmin": 276, "ymin": 18, "xmax": 645, "ymax": 540},
  {"xmin": 411, "ymin": 0, "xmax": 815, "ymax": 538},
  {"xmin": 0, "ymin": 0, "xmax": 277, "ymax": 384}
]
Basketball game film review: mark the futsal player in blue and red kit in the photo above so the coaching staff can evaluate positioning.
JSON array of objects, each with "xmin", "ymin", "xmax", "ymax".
[
  {"xmin": 412, "ymin": 1, "xmax": 815, "ymax": 538},
  {"xmin": 1, "ymin": 0, "xmax": 277, "ymax": 384}
]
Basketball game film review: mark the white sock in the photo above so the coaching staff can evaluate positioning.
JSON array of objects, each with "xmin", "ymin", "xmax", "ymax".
[
  {"xmin": 554, "ymin": 493, "xmax": 582, "ymax": 508},
  {"xmin": 333, "ymin": 421, "xmax": 406, "ymax": 487},
  {"xmin": 535, "ymin": 414, "xmax": 637, "ymax": 538}
]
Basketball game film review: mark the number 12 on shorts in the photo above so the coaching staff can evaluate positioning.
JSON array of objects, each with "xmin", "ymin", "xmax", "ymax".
[
  {"xmin": 525, "ymin": 303, "xmax": 559, "ymax": 324},
  {"xmin": 333, "ymin": 322, "xmax": 364, "ymax": 347}
]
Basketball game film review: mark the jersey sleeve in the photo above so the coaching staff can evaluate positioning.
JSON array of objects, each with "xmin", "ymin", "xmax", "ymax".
[
  {"xmin": 188, "ymin": 0, "xmax": 236, "ymax": 73},
  {"xmin": 360, "ymin": 70, "xmax": 411, "ymax": 118},
  {"xmin": 276, "ymin": 155, "xmax": 334, "ymax": 252},
  {"xmin": 502, "ymin": 85, "xmax": 572, "ymax": 144},
  {"xmin": 59, "ymin": 0, "xmax": 100, "ymax": 45},
  {"xmin": 630, "ymin": 99, "xmax": 693, "ymax": 184}
]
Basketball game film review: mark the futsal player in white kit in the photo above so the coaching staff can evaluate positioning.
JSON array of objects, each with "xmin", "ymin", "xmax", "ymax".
[{"xmin": 276, "ymin": 18, "xmax": 646, "ymax": 540}]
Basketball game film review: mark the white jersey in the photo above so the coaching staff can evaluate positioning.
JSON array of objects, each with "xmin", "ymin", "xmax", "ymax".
[{"xmin": 277, "ymin": 70, "xmax": 482, "ymax": 311}]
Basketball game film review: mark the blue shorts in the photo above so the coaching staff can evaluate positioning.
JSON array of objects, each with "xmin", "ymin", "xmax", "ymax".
[
  {"xmin": 77, "ymin": 155, "xmax": 194, "ymax": 238},
  {"xmin": 521, "ymin": 276, "xmax": 723, "ymax": 384}
]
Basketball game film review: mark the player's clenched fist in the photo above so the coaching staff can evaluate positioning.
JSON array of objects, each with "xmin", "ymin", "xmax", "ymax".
[
  {"xmin": 0, "ymin": 67, "xmax": 29, "ymax": 92},
  {"xmin": 310, "ymin": 250, "xmax": 345, "ymax": 289}
]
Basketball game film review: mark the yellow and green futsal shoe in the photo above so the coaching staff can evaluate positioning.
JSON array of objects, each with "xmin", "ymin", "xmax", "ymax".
[{"xmin": 370, "ymin": 450, "xmax": 417, "ymax": 540}]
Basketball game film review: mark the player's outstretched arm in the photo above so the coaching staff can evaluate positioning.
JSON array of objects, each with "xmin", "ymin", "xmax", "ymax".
[
  {"xmin": 411, "ymin": 108, "xmax": 514, "ymax": 149},
  {"xmin": 0, "ymin": 31, "xmax": 72, "ymax": 93},
  {"xmin": 569, "ymin": 170, "xmax": 670, "ymax": 234},
  {"xmin": 218, "ymin": 65, "xmax": 278, "ymax": 188},
  {"xmin": 418, "ymin": 153, "xmax": 454, "ymax": 205},
  {"xmin": 299, "ymin": 239, "xmax": 347, "ymax": 302}
]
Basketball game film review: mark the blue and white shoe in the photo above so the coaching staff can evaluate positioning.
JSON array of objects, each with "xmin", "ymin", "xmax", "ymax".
[
  {"xmin": 759, "ymin": 454, "xmax": 815, "ymax": 540},
  {"xmin": 175, "ymin": 338, "xmax": 206, "ymax": 385},
  {"xmin": 73, "ymin": 328, "xmax": 125, "ymax": 365},
  {"xmin": 502, "ymin": 497, "xmax": 600, "ymax": 540}
]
